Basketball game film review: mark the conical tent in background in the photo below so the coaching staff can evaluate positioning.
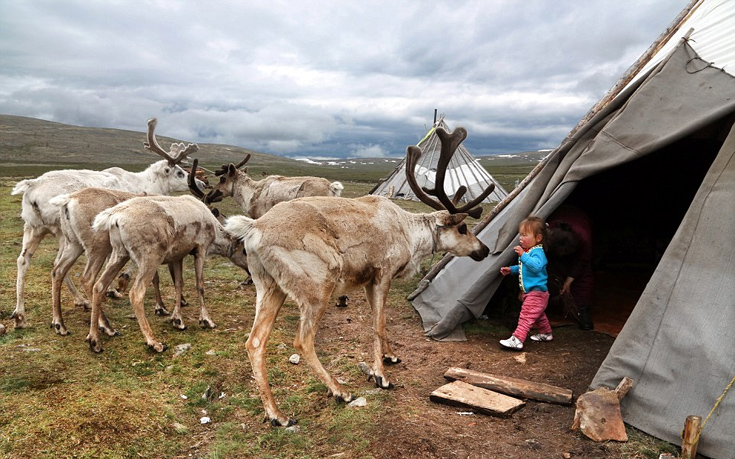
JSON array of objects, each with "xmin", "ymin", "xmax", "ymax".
[
  {"xmin": 370, "ymin": 116, "xmax": 508, "ymax": 203},
  {"xmin": 409, "ymin": 1, "xmax": 735, "ymax": 457}
]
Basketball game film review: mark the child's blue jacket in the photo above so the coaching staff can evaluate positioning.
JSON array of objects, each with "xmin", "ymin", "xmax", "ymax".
[{"xmin": 509, "ymin": 245, "xmax": 548, "ymax": 293}]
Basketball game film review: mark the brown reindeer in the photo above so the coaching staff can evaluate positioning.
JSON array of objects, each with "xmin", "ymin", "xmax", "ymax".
[
  {"xmin": 213, "ymin": 154, "xmax": 344, "ymax": 218},
  {"xmin": 85, "ymin": 190, "xmax": 247, "ymax": 353},
  {"xmin": 224, "ymin": 126, "xmax": 494, "ymax": 426}
]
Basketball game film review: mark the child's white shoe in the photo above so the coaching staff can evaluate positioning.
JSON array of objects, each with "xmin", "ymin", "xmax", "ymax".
[
  {"xmin": 499, "ymin": 335, "xmax": 523, "ymax": 350},
  {"xmin": 530, "ymin": 333, "xmax": 553, "ymax": 342}
]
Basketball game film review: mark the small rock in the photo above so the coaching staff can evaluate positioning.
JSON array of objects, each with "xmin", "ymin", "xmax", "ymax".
[
  {"xmin": 205, "ymin": 349, "xmax": 216, "ymax": 356},
  {"xmin": 358, "ymin": 362, "xmax": 372, "ymax": 376},
  {"xmin": 348, "ymin": 397, "xmax": 367, "ymax": 408},
  {"xmin": 200, "ymin": 416, "xmax": 211, "ymax": 424},
  {"xmin": 173, "ymin": 343, "xmax": 192, "ymax": 357},
  {"xmin": 514, "ymin": 353, "xmax": 527, "ymax": 364},
  {"xmin": 0, "ymin": 323, "xmax": 6, "ymax": 336},
  {"xmin": 289, "ymin": 354, "xmax": 300, "ymax": 365}
]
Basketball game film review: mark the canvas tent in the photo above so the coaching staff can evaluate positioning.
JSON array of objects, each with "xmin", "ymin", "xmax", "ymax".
[
  {"xmin": 370, "ymin": 116, "xmax": 508, "ymax": 204},
  {"xmin": 409, "ymin": 1, "xmax": 735, "ymax": 457}
]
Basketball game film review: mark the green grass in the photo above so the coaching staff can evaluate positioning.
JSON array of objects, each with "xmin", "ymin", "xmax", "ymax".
[{"xmin": 0, "ymin": 173, "xmax": 500, "ymax": 459}]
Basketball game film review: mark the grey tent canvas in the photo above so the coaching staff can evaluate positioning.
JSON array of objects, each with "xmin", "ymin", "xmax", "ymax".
[
  {"xmin": 409, "ymin": 1, "xmax": 735, "ymax": 456},
  {"xmin": 370, "ymin": 116, "xmax": 508, "ymax": 204}
]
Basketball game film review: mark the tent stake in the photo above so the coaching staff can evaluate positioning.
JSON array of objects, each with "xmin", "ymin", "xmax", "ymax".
[{"xmin": 681, "ymin": 415, "xmax": 702, "ymax": 459}]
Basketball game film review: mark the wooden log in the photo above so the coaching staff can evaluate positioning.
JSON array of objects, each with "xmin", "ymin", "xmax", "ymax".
[
  {"xmin": 444, "ymin": 367, "xmax": 573, "ymax": 405},
  {"xmin": 430, "ymin": 380, "xmax": 525, "ymax": 417},
  {"xmin": 681, "ymin": 415, "xmax": 702, "ymax": 459}
]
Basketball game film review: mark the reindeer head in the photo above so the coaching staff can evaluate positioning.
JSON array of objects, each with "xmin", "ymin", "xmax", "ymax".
[
  {"xmin": 212, "ymin": 154, "xmax": 251, "ymax": 197},
  {"xmin": 143, "ymin": 118, "xmax": 204, "ymax": 192},
  {"xmin": 188, "ymin": 158, "xmax": 226, "ymax": 222},
  {"xmin": 406, "ymin": 125, "xmax": 492, "ymax": 261}
]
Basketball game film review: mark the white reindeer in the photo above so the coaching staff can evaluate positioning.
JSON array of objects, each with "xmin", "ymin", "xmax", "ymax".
[
  {"xmin": 212, "ymin": 154, "xmax": 344, "ymax": 218},
  {"xmin": 85, "ymin": 194, "xmax": 248, "ymax": 353},
  {"xmin": 224, "ymin": 126, "xmax": 494, "ymax": 427},
  {"xmin": 9, "ymin": 118, "xmax": 202, "ymax": 329}
]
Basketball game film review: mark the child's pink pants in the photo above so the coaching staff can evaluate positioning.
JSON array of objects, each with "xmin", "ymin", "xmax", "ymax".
[{"xmin": 513, "ymin": 291, "xmax": 552, "ymax": 342}]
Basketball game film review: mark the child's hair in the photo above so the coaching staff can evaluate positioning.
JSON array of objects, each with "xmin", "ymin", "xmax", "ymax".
[{"xmin": 519, "ymin": 216, "xmax": 547, "ymax": 248}]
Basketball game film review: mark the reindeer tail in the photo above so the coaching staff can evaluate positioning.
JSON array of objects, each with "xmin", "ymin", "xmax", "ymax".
[
  {"xmin": 11, "ymin": 178, "xmax": 34, "ymax": 195},
  {"xmin": 48, "ymin": 193, "xmax": 72, "ymax": 208},
  {"xmin": 92, "ymin": 207, "xmax": 119, "ymax": 233},
  {"xmin": 329, "ymin": 181, "xmax": 344, "ymax": 197},
  {"xmin": 224, "ymin": 215, "xmax": 260, "ymax": 250}
]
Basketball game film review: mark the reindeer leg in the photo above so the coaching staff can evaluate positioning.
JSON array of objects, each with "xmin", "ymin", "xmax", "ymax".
[
  {"xmin": 50, "ymin": 239, "xmax": 84, "ymax": 336},
  {"xmin": 80, "ymin": 246, "xmax": 115, "ymax": 333},
  {"xmin": 129, "ymin": 264, "xmax": 167, "ymax": 352},
  {"xmin": 168, "ymin": 263, "xmax": 188, "ymax": 307},
  {"xmin": 194, "ymin": 253, "xmax": 215, "ymax": 329},
  {"xmin": 13, "ymin": 225, "xmax": 49, "ymax": 329},
  {"xmin": 294, "ymin": 287, "xmax": 354, "ymax": 403},
  {"xmin": 56, "ymin": 235, "xmax": 87, "ymax": 309},
  {"xmin": 246, "ymin": 276, "xmax": 292, "ymax": 426},
  {"xmin": 152, "ymin": 271, "xmax": 170, "ymax": 316},
  {"xmin": 365, "ymin": 282, "xmax": 396, "ymax": 389},
  {"xmin": 169, "ymin": 262, "xmax": 186, "ymax": 329},
  {"xmin": 87, "ymin": 253, "xmax": 129, "ymax": 352}
]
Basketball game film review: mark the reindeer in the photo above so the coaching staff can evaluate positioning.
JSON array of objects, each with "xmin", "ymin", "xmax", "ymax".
[
  {"xmin": 9, "ymin": 118, "xmax": 202, "ymax": 329},
  {"xmin": 223, "ymin": 126, "xmax": 494, "ymax": 426},
  {"xmin": 47, "ymin": 164, "xmax": 224, "ymax": 336},
  {"xmin": 213, "ymin": 154, "xmax": 344, "ymax": 218},
  {"xmin": 85, "ymin": 194, "xmax": 248, "ymax": 353}
]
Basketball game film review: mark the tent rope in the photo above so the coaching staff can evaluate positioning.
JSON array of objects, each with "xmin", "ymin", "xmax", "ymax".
[{"xmin": 689, "ymin": 374, "xmax": 735, "ymax": 445}]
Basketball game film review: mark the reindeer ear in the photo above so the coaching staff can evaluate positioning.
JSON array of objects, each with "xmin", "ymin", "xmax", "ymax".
[
  {"xmin": 227, "ymin": 164, "xmax": 237, "ymax": 177},
  {"xmin": 437, "ymin": 211, "xmax": 469, "ymax": 226}
]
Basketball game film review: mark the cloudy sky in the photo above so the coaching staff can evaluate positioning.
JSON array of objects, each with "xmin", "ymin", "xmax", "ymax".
[{"xmin": 0, "ymin": 1, "xmax": 690, "ymax": 159}]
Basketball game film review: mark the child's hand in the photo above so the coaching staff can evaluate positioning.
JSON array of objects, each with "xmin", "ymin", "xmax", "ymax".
[
  {"xmin": 500, "ymin": 267, "xmax": 511, "ymax": 276},
  {"xmin": 513, "ymin": 245, "xmax": 524, "ymax": 256}
]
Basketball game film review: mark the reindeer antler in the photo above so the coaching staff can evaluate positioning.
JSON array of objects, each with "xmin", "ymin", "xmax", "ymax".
[
  {"xmin": 215, "ymin": 154, "xmax": 251, "ymax": 177},
  {"xmin": 144, "ymin": 118, "xmax": 199, "ymax": 166},
  {"xmin": 405, "ymin": 126, "xmax": 494, "ymax": 219},
  {"xmin": 188, "ymin": 158, "xmax": 223, "ymax": 205}
]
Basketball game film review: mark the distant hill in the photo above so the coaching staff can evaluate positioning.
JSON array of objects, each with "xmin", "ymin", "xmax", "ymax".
[{"xmin": 0, "ymin": 114, "xmax": 543, "ymax": 187}]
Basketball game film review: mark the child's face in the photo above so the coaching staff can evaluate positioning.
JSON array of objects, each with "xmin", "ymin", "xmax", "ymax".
[{"xmin": 518, "ymin": 227, "xmax": 542, "ymax": 250}]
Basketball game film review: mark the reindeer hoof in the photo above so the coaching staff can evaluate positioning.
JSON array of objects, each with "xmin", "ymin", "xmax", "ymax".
[
  {"xmin": 148, "ymin": 342, "xmax": 168, "ymax": 353},
  {"xmin": 154, "ymin": 306, "xmax": 170, "ymax": 316},
  {"xmin": 51, "ymin": 322, "xmax": 70, "ymax": 336},
  {"xmin": 334, "ymin": 393, "xmax": 354, "ymax": 404},
  {"xmin": 199, "ymin": 319, "xmax": 216, "ymax": 329},
  {"xmin": 270, "ymin": 418, "xmax": 298, "ymax": 427},
  {"xmin": 11, "ymin": 311, "xmax": 28, "ymax": 329},
  {"xmin": 75, "ymin": 299, "xmax": 90, "ymax": 310},
  {"xmin": 170, "ymin": 318, "xmax": 186, "ymax": 330},
  {"xmin": 374, "ymin": 376, "xmax": 395, "ymax": 390},
  {"xmin": 382, "ymin": 355, "xmax": 402, "ymax": 365},
  {"xmin": 106, "ymin": 289, "xmax": 124, "ymax": 299},
  {"xmin": 86, "ymin": 335, "xmax": 103, "ymax": 353},
  {"xmin": 180, "ymin": 297, "xmax": 189, "ymax": 308}
]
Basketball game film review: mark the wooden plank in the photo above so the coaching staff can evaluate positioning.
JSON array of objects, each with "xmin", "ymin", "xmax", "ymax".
[
  {"xmin": 444, "ymin": 367, "xmax": 573, "ymax": 405},
  {"xmin": 430, "ymin": 380, "xmax": 525, "ymax": 417}
]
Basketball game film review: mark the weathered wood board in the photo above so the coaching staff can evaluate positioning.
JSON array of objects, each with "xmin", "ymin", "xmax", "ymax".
[
  {"xmin": 430, "ymin": 380, "xmax": 525, "ymax": 417},
  {"xmin": 444, "ymin": 367, "xmax": 573, "ymax": 405}
]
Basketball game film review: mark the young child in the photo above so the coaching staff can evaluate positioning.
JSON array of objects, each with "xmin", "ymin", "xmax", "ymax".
[{"xmin": 499, "ymin": 216, "xmax": 552, "ymax": 350}]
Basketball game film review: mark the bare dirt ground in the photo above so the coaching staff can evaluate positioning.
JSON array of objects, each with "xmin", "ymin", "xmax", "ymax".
[{"xmin": 319, "ymin": 293, "xmax": 628, "ymax": 459}]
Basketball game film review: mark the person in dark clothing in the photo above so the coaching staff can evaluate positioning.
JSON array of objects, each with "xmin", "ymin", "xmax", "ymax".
[{"xmin": 546, "ymin": 205, "xmax": 594, "ymax": 330}]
